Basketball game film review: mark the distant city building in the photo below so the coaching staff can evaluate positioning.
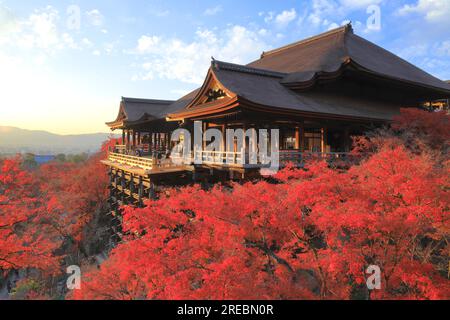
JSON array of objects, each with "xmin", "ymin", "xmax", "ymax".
[{"xmin": 34, "ymin": 155, "xmax": 55, "ymax": 165}]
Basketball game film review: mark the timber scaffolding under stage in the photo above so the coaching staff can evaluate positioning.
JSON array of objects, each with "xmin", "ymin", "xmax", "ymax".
[{"xmin": 105, "ymin": 160, "xmax": 194, "ymax": 210}]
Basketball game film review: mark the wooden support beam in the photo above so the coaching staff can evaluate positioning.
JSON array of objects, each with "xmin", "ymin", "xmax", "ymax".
[
  {"xmin": 300, "ymin": 121, "xmax": 305, "ymax": 152},
  {"xmin": 321, "ymin": 127, "xmax": 328, "ymax": 153},
  {"xmin": 149, "ymin": 182, "xmax": 155, "ymax": 200},
  {"xmin": 138, "ymin": 176, "xmax": 143, "ymax": 205},
  {"xmin": 129, "ymin": 173, "xmax": 135, "ymax": 196},
  {"xmin": 294, "ymin": 126, "xmax": 300, "ymax": 150},
  {"xmin": 121, "ymin": 170, "xmax": 126, "ymax": 203},
  {"xmin": 344, "ymin": 127, "xmax": 351, "ymax": 152}
]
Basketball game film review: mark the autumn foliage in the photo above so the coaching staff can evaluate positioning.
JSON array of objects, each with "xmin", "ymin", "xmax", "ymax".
[
  {"xmin": 0, "ymin": 140, "xmax": 112, "ymax": 298},
  {"xmin": 73, "ymin": 109, "xmax": 450, "ymax": 300},
  {"xmin": 0, "ymin": 110, "xmax": 448, "ymax": 300}
]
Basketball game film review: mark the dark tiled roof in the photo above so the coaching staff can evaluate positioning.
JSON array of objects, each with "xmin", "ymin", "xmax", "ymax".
[
  {"xmin": 213, "ymin": 60, "xmax": 399, "ymax": 121},
  {"xmin": 248, "ymin": 25, "xmax": 450, "ymax": 92},
  {"xmin": 107, "ymin": 97, "xmax": 175, "ymax": 126},
  {"xmin": 165, "ymin": 89, "xmax": 201, "ymax": 114},
  {"xmin": 122, "ymin": 97, "xmax": 175, "ymax": 121}
]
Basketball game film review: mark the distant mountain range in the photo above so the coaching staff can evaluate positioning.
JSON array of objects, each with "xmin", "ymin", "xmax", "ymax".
[{"xmin": 0, "ymin": 126, "xmax": 117, "ymax": 155}]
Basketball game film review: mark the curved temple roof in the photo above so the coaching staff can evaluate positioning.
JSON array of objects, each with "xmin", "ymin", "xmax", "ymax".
[
  {"xmin": 168, "ymin": 60, "xmax": 401, "ymax": 121},
  {"xmin": 248, "ymin": 24, "xmax": 450, "ymax": 93},
  {"xmin": 106, "ymin": 97, "xmax": 175, "ymax": 129},
  {"xmin": 111, "ymin": 24, "xmax": 450, "ymax": 127}
]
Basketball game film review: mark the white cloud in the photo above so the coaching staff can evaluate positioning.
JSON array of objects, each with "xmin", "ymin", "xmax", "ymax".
[
  {"xmin": 307, "ymin": 0, "xmax": 339, "ymax": 26},
  {"xmin": 136, "ymin": 35, "xmax": 161, "ymax": 53},
  {"xmin": 0, "ymin": 5, "xmax": 18, "ymax": 36},
  {"xmin": 82, "ymin": 37, "xmax": 93, "ymax": 47},
  {"xmin": 274, "ymin": 8, "xmax": 297, "ymax": 28},
  {"xmin": 258, "ymin": 28, "xmax": 269, "ymax": 36},
  {"xmin": 304, "ymin": 0, "xmax": 382, "ymax": 30},
  {"xmin": 132, "ymin": 25, "xmax": 269, "ymax": 84},
  {"xmin": 397, "ymin": 44, "xmax": 429, "ymax": 60},
  {"xmin": 327, "ymin": 22, "xmax": 340, "ymax": 30},
  {"xmin": 263, "ymin": 11, "xmax": 275, "ymax": 23},
  {"xmin": 155, "ymin": 10, "xmax": 170, "ymax": 17},
  {"xmin": 86, "ymin": 9, "xmax": 104, "ymax": 26},
  {"xmin": 398, "ymin": 0, "xmax": 450, "ymax": 23},
  {"xmin": 204, "ymin": 5, "xmax": 222, "ymax": 16},
  {"xmin": 170, "ymin": 89, "xmax": 191, "ymax": 96},
  {"xmin": 24, "ymin": 6, "xmax": 60, "ymax": 49},
  {"xmin": 436, "ymin": 41, "xmax": 450, "ymax": 56},
  {"xmin": 0, "ymin": 5, "xmax": 88, "ymax": 54},
  {"xmin": 62, "ymin": 32, "xmax": 79, "ymax": 49},
  {"xmin": 339, "ymin": 0, "xmax": 382, "ymax": 10}
]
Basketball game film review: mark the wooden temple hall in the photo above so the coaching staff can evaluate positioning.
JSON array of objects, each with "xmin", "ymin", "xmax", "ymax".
[{"xmin": 102, "ymin": 24, "xmax": 450, "ymax": 206}]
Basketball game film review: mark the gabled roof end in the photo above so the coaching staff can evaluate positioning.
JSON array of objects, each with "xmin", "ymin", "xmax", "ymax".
[{"xmin": 260, "ymin": 23, "xmax": 353, "ymax": 59}]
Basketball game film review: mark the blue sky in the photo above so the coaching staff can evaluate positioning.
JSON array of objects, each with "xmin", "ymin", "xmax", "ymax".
[{"xmin": 1, "ymin": 0, "xmax": 449, "ymax": 134}]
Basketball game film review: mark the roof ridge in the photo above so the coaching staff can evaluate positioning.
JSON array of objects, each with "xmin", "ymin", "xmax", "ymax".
[
  {"xmin": 212, "ymin": 59, "xmax": 287, "ymax": 78},
  {"xmin": 260, "ymin": 23, "xmax": 353, "ymax": 59},
  {"xmin": 122, "ymin": 97, "xmax": 175, "ymax": 104}
]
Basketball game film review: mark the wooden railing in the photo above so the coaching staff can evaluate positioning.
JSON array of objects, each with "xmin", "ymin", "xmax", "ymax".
[
  {"xmin": 112, "ymin": 144, "xmax": 167, "ymax": 157},
  {"xmin": 193, "ymin": 150, "xmax": 355, "ymax": 167},
  {"xmin": 107, "ymin": 150, "xmax": 356, "ymax": 171},
  {"xmin": 280, "ymin": 151, "xmax": 355, "ymax": 162},
  {"xmin": 114, "ymin": 144, "xmax": 127, "ymax": 153},
  {"xmin": 108, "ymin": 152, "xmax": 153, "ymax": 171},
  {"xmin": 193, "ymin": 150, "xmax": 244, "ymax": 165}
]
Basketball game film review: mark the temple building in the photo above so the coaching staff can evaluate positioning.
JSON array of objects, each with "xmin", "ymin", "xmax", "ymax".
[{"xmin": 102, "ymin": 24, "xmax": 450, "ymax": 206}]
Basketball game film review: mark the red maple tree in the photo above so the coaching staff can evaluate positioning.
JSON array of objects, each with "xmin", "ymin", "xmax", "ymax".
[
  {"xmin": 0, "ymin": 140, "xmax": 113, "ymax": 298},
  {"xmin": 0, "ymin": 157, "xmax": 60, "ymax": 273},
  {"xmin": 73, "ymin": 110, "xmax": 449, "ymax": 299}
]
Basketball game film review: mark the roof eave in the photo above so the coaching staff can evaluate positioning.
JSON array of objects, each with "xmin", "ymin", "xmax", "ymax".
[{"xmin": 281, "ymin": 59, "xmax": 450, "ymax": 96}]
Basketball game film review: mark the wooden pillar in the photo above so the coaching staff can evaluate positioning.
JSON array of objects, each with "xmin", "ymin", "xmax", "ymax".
[
  {"xmin": 321, "ymin": 127, "xmax": 328, "ymax": 153},
  {"xmin": 120, "ymin": 170, "xmax": 125, "ymax": 203},
  {"xmin": 137, "ymin": 132, "xmax": 141, "ymax": 145},
  {"xmin": 138, "ymin": 176, "xmax": 143, "ymax": 206},
  {"xmin": 300, "ymin": 122, "xmax": 305, "ymax": 152},
  {"xmin": 129, "ymin": 174, "xmax": 135, "ymax": 202},
  {"xmin": 167, "ymin": 132, "xmax": 172, "ymax": 151},
  {"xmin": 126, "ymin": 130, "xmax": 131, "ymax": 146},
  {"xmin": 149, "ymin": 182, "xmax": 155, "ymax": 200},
  {"xmin": 344, "ymin": 127, "xmax": 351, "ymax": 152},
  {"xmin": 108, "ymin": 168, "xmax": 114, "ymax": 200},
  {"xmin": 202, "ymin": 122, "xmax": 208, "ymax": 150},
  {"xmin": 132, "ymin": 131, "xmax": 136, "ymax": 147},
  {"xmin": 150, "ymin": 133, "xmax": 154, "ymax": 151},
  {"xmin": 122, "ymin": 130, "xmax": 126, "ymax": 145},
  {"xmin": 221, "ymin": 124, "xmax": 225, "ymax": 151},
  {"xmin": 295, "ymin": 126, "xmax": 300, "ymax": 150}
]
